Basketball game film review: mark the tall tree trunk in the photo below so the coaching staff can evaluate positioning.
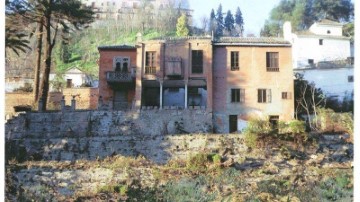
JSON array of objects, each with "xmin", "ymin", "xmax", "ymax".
[
  {"xmin": 40, "ymin": 2, "xmax": 52, "ymax": 110},
  {"xmin": 34, "ymin": 17, "xmax": 44, "ymax": 103}
]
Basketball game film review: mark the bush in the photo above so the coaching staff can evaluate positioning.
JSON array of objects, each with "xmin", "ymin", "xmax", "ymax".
[
  {"xmin": 243, "ymin": 129, "xmax": 258, "ymax": 148},
  {"xmin": 316, "ymin": 107, "xmax": 353, "ymax": 137},
  {"xmin": 162, "ymin": 177, "xmax": 216, "ymax": 202},
  {"xmin": 279, "ymin": 120, "xmax": 306, "ymax": 134},
  {"xmin": 186, "ymin": 153, "xmax": 209, "ymax": 172},
  {"xmin": 242, "ymin": 117, "xmax": 272, "ymax": 148}
]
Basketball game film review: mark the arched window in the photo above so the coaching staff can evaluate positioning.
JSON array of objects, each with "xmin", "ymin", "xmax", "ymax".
[
  {"xmin": 115, "ymin": 62, "xmax": 121, "ymax": 71},
  {"xmin": 122, "ymin": 62, "xmax": 128, "ymax": 72}
]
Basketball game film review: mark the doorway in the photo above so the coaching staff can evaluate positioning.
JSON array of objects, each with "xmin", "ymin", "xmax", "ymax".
[{"xmin": 229, "ymin": 115, "xmax": 238, "ymax": 133}]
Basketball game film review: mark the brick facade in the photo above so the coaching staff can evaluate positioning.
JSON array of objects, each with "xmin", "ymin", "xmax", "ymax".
[
  {"xmin": 213, "ymin": 42, "xmax": 294, "ymax": 133},
  {"xmin": 98, "ymin": 37, "xmax": 294, "ymax": 133}
]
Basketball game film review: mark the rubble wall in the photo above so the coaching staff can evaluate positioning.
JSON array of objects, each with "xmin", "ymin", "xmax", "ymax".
[{"xmin": 5, "ymin": 110, "xmax": 239, "ymax": 164}]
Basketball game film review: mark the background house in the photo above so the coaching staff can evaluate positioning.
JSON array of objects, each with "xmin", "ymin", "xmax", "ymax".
[
  {"xmin": 284, "ymin": 20, "xmax": 354, "ymax": 107},
  {"xmin": 49, "ymin": 68, "xmax": 95, "ymax": 91},
  {"xmin": 283, "ymin": 19, "xmax": 352, "ymax": 69}
]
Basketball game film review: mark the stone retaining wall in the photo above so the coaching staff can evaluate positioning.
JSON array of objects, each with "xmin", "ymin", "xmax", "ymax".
[{"xmin": 5, "ymin": 110, "xmax": 236, "ymax": 164}]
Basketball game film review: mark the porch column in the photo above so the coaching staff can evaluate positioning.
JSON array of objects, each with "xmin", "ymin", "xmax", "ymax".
[
  {"xmin": 160, "ymin": 80, "xmax": 163, "ymax": 109},
  {"xmin": 184, "ymin": 80, "xmax": 188, "ymax": 109}
]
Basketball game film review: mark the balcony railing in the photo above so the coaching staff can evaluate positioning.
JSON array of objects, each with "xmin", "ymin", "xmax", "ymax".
[
  {"xmin": 106, "ymin": 71, "xmax": 133, "ymax": 82},
  {"xmin": 266, "ymin": 67, "xmax": 279, "ymax": 72},
  {"xmin": 145, "ymin": 66, "xmax": 156, "ymax": 75}
]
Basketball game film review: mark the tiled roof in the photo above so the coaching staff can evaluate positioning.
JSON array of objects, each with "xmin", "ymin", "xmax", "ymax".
[
  {"xmin": 214, "ymin": 37, "xmax": 291, "ymax": 46},
  {"xmin": 295, "ymin": 31, "xmax": 350, "ymax": 39},
  {"xmin": 98, "ymin": 45, "xmax": 136, "ymax": 50},
  {"xmin": 149, "ymin": 36, "xmax": 212, "ymax": 41},
  {"xmin": 316, "ymin": 19, "xmax": 342, "ymax": 26}
]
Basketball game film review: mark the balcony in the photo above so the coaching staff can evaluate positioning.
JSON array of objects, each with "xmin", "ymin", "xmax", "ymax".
[
  {"xmin": 106, "ymin": 71, "xmax": 134, "ymax": 83},
  {"xmin": 165, "ymin": 57, "xmax": 182, "ymax": 78}
]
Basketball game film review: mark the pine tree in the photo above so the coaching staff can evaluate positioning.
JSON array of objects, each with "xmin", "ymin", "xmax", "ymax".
[
  {"xmin": 224, "ymin": 10, "xmax": 235, "ymax": 36},
  {"xmin": 235, "ymin": 7, "xmax": 244, "ymax": 36},
  {"xmin": 209, "ymin": 8, "xmax": 216, "ymax": 34},
  {"xmin": 215, "ymin": 4, "xmax": 224, "ymax": 36},
  {"xmin": 176, "ymin": 13, "xmax": 189, "ymax": 36}
]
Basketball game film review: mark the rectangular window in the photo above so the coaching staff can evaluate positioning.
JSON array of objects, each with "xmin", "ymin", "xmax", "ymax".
[
  {"xmin": 282, "ymin": 92, "xmax": 291, "ymax": 99},
  {"xmin": 319, "ymin": 39, "xmax": 323, "ymax": 45},
  {"xmin": 145, "ymin": 51, "xmax": 156, "ymax": 74},
  {"xmin": 231, "ymin": 51, "xmax": 239, "ymax": 71},
  {"xmin": 308, "ymin": 59, "xmax": 314, "ymax": 65},
  {"xmin": 192, "ymin": 50, "xmax": 203, "ymax": 74},
  {"xmin": 348, "ymin": 75, "xmax": 354, "ymax": 82},
  {"xmin": 266, "ymin": 52, "xmax": 279, "ymax": 71},
  {"xmin": 231, "ymin": 89, "xmax": 245, "ymax": 103},
  {"xmin": 258, "ymin": 89, "xmax": 271, "ymax": 103}
]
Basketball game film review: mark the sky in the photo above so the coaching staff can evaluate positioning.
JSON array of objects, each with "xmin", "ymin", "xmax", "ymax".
[{"xmin": 189, "ymin": 0, "xmax": 281, "ymax": 36}]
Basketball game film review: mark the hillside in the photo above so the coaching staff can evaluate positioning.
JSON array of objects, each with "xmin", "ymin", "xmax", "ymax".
[{"xmin": 54, "ymin": 20, "xmax": 177, "ymax": 78}]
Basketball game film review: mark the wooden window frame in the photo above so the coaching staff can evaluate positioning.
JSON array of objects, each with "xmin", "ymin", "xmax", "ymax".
[
  {"xmin": 231, "ymin": 88, "xmax": 245, "ymax": 103},
  {"xmin": 231, "ymin": 51, "xmax": 239, "ymax": 71},
  {"xmin": 282, "ymin": 92, "xmax": 292, "ymax": 99},
  {"xmin": 266, "ymin": 52, "xmax": 279, "ymax": 72},
  {"xmin": 145, "ymin": 51, "xmax": 156, "ymax": 75},
  {"xmin": 258, "ymin": 89, "xmax": 271, "ymax": 103},
  {"xmin": 192, "ymin": 50, "xmax": 203, "ymax": 74}
]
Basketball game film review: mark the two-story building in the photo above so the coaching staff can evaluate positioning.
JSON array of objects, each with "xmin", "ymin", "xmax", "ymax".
[
  {"xmin": 212, "ymin": 37, "xmax": 294, "ymax": 133},
  {"xmin": 283, "ymin": 19, "xmax": 354, "ymax": 104},
  {"xmin": 98, "ymin": 36, "xmax": 294, "ymax": 133}
]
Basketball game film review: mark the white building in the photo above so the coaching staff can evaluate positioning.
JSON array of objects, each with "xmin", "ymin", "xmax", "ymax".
[
  {"xmin": 283, "ymin": 19, "xmax": 352, "ymax": 69},
  {"xmin": 294, "ymin": 67, "xmax": 354, "ymax": 102},
  {"xmin": 49, "ymin": 68, "xmax": 94, "ymax": 91},
  {"xmin": 284, "ymin": 19, "xmax": 354, "ymax": 104}
]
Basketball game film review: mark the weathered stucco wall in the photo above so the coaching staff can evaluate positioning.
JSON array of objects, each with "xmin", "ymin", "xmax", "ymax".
[
  {"xmin": 5, "ymin": 88, "xmax": 99, "ymax": 118},
  {"xmin": 5, "ymin": 110, "xmax": 222, "ymax": 164}
]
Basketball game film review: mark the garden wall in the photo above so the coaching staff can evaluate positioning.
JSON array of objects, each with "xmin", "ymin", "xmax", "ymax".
[{"xmin": 5, "ymin": 110, "xmax": 243, "ymax": 164}]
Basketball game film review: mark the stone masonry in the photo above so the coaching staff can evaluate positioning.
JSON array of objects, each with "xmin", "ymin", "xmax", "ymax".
[{"xmin": 5, "ymin": 110, "xmax": 235, "ymax": 164}]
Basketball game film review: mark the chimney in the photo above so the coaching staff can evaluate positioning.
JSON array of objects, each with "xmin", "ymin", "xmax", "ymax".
[{"xmin": 283, "ymin": 21, "xmax": 292, "ymax": 42}]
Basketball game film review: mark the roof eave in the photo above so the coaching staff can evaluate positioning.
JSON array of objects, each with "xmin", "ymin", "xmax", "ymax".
[{"xmin": 213, "ymin": 42, "xmax": 291, "ymax": 47}]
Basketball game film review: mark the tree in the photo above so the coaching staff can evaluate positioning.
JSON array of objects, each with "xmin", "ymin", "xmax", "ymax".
[
  {"xmin": 215, "ymin": 4, "xmax": 224, "ymax": 36},
  {"xmin": 294, "ymin": 73, "xmax": 326, "ymax": 129},
  {"xmin": 312, "ymin": 0, "xmax": 354, "ymax": 22},
  {"xmin": 34, "ymin": 0, "xmax": 94, "ymax": 110},
  {"xmin": 199, "ymin": 15, "xmax": 209, "ymax": 34},
  {"xmin": 224, "ymin": 10, "xmax": 234, "ymax": 36},
  {"xmin": 176, "ymin": 13, "xmax": 189, "ymax": 36},
  {"xmin": 260, "ymin": 0, "xmax": 354, "ymax": 37},
  {"xmin": 234, "ymin": 7, "xmax": 244, "ymax": 36},
  {"xmin": 5, "ymin": 0, "xmax": 31, "ymax": 56},
  {"xmin": 209, "ymin": 8, "xmax": 216, "ymax": 34}
]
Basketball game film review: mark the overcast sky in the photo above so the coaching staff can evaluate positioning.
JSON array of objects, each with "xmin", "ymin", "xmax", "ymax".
[{"xmin": 189, "ymin": 0, "xmax": 281, "ymax": 36}]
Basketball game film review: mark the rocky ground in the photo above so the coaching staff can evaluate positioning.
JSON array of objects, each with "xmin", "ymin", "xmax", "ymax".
[{"xmin": 6, "ymin": 132, "xmax": 353, "ymax": 201}]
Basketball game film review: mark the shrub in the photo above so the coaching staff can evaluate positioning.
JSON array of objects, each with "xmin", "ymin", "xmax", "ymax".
[
  {"xmin": 210, "ymin": 153, "xmax": 222, "ymax": 164},
  {"xmin": 243, "ymin": 129, "xmax": 258, "ymax": 148},
  {"xmin": 245, "ymin": 117, "xmax": 273, "ymax": 134},
  {"xmin": 242, "ymin": 117, "xmax": 272, "ymax": 148},
  {"xmin": 278, "ymin": 120, "xmax": 306, "ymax": 134},
  {"xmin": 162, "ymin": 177, "xmax": 216, "ymax": 202},
  {"xmin": 186, "ymin": 153, "xmax": 209, "ymax": 172},
  {"xmin": 316, "ymin": 107, "xmax": 353, "ymax": 137}
]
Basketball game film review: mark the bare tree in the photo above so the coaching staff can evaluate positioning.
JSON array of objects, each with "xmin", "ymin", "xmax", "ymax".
[{"xmin": 199, "ymin": 15, "xmax": 209, "ymax": 34}]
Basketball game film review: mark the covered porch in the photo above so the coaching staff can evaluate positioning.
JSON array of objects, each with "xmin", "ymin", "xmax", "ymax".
[{"xmin": 141, "ymin": 79, "xmax": 207, "ymax": 109}]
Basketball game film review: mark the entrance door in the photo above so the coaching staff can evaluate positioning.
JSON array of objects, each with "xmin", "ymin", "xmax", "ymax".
[
  {"xmin": 229, "ymin": 115, "xmax": 238, "ymax": 133},
  {"xmin": 113, "ymin": 90, "xmax": 128, "ymax": 110},
  {"xmin": 269, "ymin": 115, "xmax": 279, "ymax": 130}
]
